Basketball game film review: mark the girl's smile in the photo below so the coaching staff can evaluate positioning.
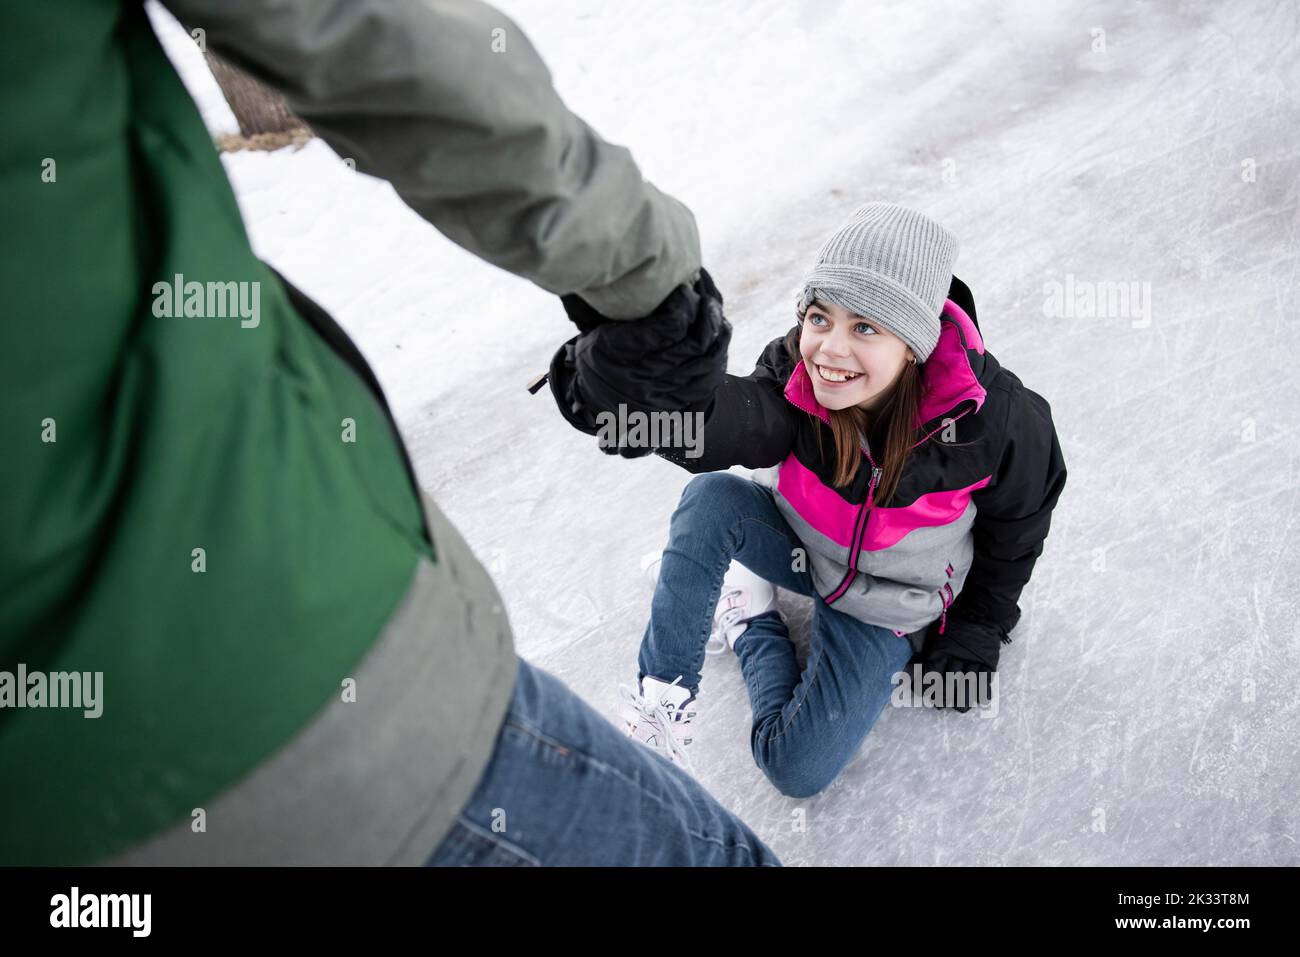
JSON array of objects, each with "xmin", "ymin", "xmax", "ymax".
[{"xmin": 813, "ymin": 362, "xmax": 864, "ymax": 385}]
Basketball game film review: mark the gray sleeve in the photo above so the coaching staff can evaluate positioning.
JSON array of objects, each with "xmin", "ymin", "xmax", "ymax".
[{"xmin": 160, "ymin": 0, "xmax": 702, "ymax": 318}]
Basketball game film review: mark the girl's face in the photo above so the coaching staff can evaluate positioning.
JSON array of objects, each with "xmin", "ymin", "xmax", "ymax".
[{"xmin": 798, "ymin": 299, "xmax": 915, "ymax": 412}]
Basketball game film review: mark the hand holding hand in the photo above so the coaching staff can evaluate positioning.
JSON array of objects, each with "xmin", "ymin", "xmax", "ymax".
[{"xmin": 545, "ymin": 267, "xmax": 730, "ymax": 457}]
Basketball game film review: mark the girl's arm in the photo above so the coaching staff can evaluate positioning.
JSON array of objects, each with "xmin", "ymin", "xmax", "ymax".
[
  {"xmin": 654, "ymin": 332, "xmax": 800, "ymax": 473},
  {"xmin": 936, "ymin": 376, "xmax": 1068, "ymax": 657}
]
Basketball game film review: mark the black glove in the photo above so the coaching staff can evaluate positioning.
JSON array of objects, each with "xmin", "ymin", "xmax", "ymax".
[
  {"xmin": 545, "ymin": 267, "xmax": 731, "ymax": 458},
  {"xmin": 911, "ymin": 611, "xmax": 1008, "ymax": 713},
  {"xmin": 546, "ymin": 335, "xmax": 658, "ymax": 458}
]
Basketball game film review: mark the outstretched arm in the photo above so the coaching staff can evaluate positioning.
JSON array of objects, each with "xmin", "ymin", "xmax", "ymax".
[
  {"xmin": 654, "ymin": 332, "xmax": 799, "ymax": 473},
  {"xmin": 161, "ymin": 0, "xmax": 700, "ymax": 318}
]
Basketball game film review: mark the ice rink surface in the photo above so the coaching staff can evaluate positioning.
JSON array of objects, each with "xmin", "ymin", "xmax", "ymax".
[{"xmin": 153, "ymin": 0, "xmax": 1298, "ymax": 865}]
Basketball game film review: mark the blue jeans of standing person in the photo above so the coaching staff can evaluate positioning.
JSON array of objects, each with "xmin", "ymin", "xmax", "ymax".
[
  {"xmin": 638, "ymin": 472, "xmax": 915, "ymax": 799},
  {"xmin": 423, "ymin": 655, "xmax": 782, "ymax": 866}
]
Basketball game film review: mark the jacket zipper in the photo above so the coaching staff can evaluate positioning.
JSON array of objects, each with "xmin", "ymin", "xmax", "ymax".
[
  {"xmin": 783, "ymin": 356, "xmax": 981, "ymax": 607},
  {"xmin": 823, "ymin": 401, "xmax": 977, "ymax": 607},
  {"xmin": 938, "ymin": 580, "xmax": 954, "ymax": 635},
  {"xmin": 825, "ymin": 457, "xmax": 881, "ymax": 604}
]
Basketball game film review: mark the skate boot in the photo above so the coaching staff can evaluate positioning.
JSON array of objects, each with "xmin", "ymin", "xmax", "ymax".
[
  {"xmin": 617, "ymin": 674, "xmax": 698, "ymax": 771},
  {"xmin": 713, "ymin": 560, "xmax": 778, "ymax": 652}
]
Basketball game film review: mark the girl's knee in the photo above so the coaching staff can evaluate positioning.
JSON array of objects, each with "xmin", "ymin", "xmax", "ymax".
[
  {"xmin": 681, "ymin": 471, "xmax": 749, "ymax": 507},
  {"xmin": 764, "ymin": 761, "xmax": 836, "ymax": 800},
  {"xmin": 751, "ymin": 726, "xmax": 839, "ymax": 799}
]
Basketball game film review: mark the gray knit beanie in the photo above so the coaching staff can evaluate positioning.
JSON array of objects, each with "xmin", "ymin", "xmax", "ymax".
[{"xmin": 795, "ymin": 202, "xmax": 959, "ymax": 363}]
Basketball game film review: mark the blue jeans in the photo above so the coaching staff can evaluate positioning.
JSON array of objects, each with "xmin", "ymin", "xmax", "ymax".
[
  {"xmin": 638, "ymin": 472, "xmax": 915, "ymax": 799},
  {"xmin": 423, "ymin": 655, "xmax": 781, "ymax": 866}
]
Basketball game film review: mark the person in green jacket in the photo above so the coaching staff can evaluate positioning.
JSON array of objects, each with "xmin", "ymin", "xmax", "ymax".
[{"xmin": 0, "ymin": 0, "xmax": 779, "ymax": 866}]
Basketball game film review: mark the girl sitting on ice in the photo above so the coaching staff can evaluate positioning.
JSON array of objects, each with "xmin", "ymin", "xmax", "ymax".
[{"xmin": 551, "ymin": 201, "xmax": 1067, "ymax": 797}]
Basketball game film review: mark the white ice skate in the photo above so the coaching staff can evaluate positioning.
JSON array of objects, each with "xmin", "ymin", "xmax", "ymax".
[
  {"xmin": 713, "ymin": 561, "xmax": 778, "ymax": 652},
  {"xmin": 617, "ymin": 674, "xmax": 698, "ymax": 771},
  {"xmin": 640, "ymin": 551, "xmax": 778, "ymax": 655}
]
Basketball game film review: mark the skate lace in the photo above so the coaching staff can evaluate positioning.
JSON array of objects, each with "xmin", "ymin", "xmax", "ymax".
[{"xmin": 617, "ymin": 678, "xmax": 695, "ymax": 772}]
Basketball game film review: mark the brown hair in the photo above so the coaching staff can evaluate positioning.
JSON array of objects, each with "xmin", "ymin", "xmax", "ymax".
[{"xmin": 782, "ymin": 324, "xmax": 923, "ymax": 506}]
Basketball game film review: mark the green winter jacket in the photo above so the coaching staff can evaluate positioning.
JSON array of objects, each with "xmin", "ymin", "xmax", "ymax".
[{"xmin": 0, "ymin": 0, "xmax": 700, "ymax": 864}]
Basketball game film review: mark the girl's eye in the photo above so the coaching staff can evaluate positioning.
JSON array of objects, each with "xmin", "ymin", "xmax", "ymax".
[{"xmin": 808, "ymin": 312, "xmax": 875, "ymax": 335}]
